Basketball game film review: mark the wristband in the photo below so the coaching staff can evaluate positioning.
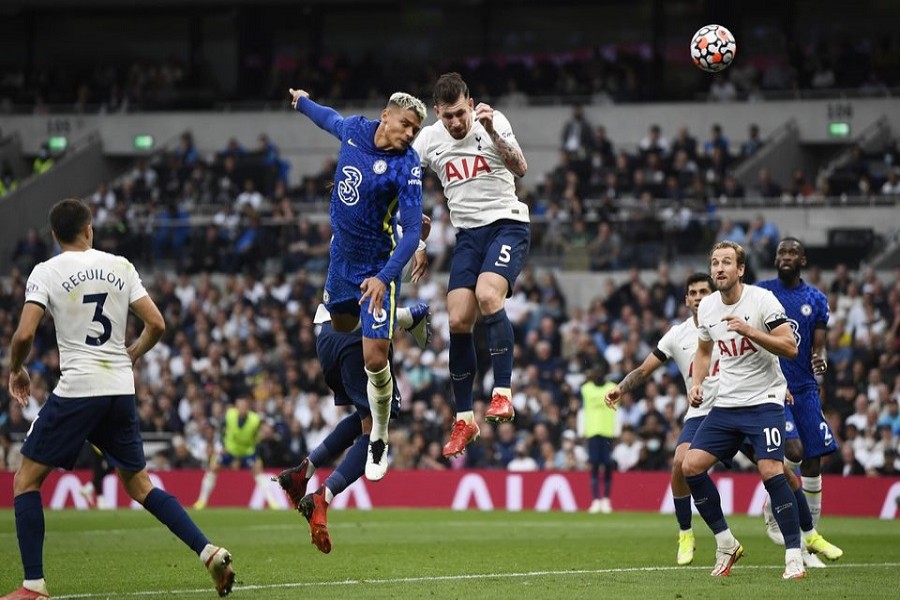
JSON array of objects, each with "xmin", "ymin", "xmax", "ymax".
[{"xmin": 417, "ymin": 240, "xmax": 427, "ymax": 252}]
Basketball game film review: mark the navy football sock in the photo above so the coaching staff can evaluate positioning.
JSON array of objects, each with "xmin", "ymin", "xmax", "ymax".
[
  {"xmin": 15, "ymin": 491, "xmax": 45, "ymax": 580},
  {"xmin": 764, "ymin": 474, "xmax": 801, "ymax": 549},
  {"xmin": 590, "ymin": 464, "xmax": 600, "ymax": 499},
  {"xmin": 794, "ymin": 486, "xmax": 814, "ymax": 532},
  {"xmin": 310, "ymin": 413, "xmax": 362, "ymax": 467},
  {"xmin": 449, "ymin": 333, "xmax": 477, "ymax": 412},
  {"xmin": 685, "ymin": 473, "xmax": 728, "ymax": 534},
  {"xmin": 603, "ymin": 464, "xmax": 613, "ymax": 498},
  {"xmin": 326, "ymin": 434, "xmax": 369, "ymax": 497},
  {"xmin": 674, "ymin": 496, "xmax": 693, "ymax": 530},
  {"xmin": 483, "ymin": 309, "xmax": 514, "ymax": 389},
  {"xmin": 143, "ymin": 488, "xmax": 210, "ymax": 555}
]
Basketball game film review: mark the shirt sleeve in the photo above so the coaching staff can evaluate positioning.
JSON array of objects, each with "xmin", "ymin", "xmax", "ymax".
[
  {"xmin": 412, "ymin": 130, "xmax": 430, "ymax": 170},
  {"xmin": 655, "ymin": 329, "xmax": 674, "ymax": 360},
  {"xmin": 697, "ymin": 300, "xmax": 712, "ymax": 342},
  {"xmin": 761, "ymin": 290, "xmax": 789, "ymax": 330},
  {"xmin": 492, "ymin": 111, "xmax": 521, "ymax": 151},
  {"xmin": 814, "ymin": 289, "xmax": 831, "ymax": 329},
  {"xmin": 375, "ymin": 155, "xmax": 423, "ymax": 286},
  {"xmin": 125, "ymin": 259, "xmax": 149, "ymax": 304},
  {"xmin": 24, "ymin": 263, "xmax": 50, "ymax": 309},
  {"xmin": 297, "ymin": 97, "xmax": 345, "ymax": 140}
]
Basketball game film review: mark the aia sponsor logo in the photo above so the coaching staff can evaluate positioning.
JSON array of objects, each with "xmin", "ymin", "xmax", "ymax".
[
  {"xmin": 717, "ymin": 337, "xmax": 758, "ymax": 357},
  {"xmin": 445, "ymin": 156, "xmax": 492, "ymax": 182}
]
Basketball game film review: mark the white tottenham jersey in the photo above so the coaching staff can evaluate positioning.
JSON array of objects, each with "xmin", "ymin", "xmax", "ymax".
[
  {"xmin": 697, "ymin": 285, "xmax": 788, "ymax": 409},
  {"xmin": 413, "ymin": 111, "xmax": 529, "ymax": 229},
  {"xmin": 25, "ymin": 249, "xmax": 148, "ymax": 397},
  {"xmin": 656, "ymin": 318, "xmax": 720, "ymax": 419}
]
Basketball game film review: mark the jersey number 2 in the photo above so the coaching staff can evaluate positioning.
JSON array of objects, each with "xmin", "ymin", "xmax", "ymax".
[{"xmin": 83, "ymin": 293, "xmax": 112, "ymax": 346}]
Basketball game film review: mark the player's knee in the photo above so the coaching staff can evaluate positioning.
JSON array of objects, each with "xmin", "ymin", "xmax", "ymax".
[
  {"xmin": 121, "ymin": 470, "xmax": 154, "ymax": 503},
  {"xmin": 475, "ymin": 288, "xmax": 504, "ymax": 315},
  {"xmin": 448, "ymin": 311, "xmax": 474, "ymax": 333},
  {"xmin": 784, "ymin": 439, "xmax": 803, "ymax": 464}
]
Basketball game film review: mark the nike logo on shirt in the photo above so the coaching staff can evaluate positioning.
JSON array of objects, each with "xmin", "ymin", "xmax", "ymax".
[{"xmin": 348, "ymin": 139, "xmax": 358, "ymax": 147}]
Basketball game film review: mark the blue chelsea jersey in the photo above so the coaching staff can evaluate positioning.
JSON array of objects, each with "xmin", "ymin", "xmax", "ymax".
[
  {"xmin": 757, "ymin": 278, "xmax": 830, "ymax": 392},
  {"xmin": 329, "ymin": 116, "xmax": 422, "ymax": 270}
]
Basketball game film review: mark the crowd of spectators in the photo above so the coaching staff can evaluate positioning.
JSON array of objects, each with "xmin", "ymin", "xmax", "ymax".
[
  {"xmin": 1, "ymin": 248, "xmax": 898, "ymax": 477},
  {"xmin": 2, "ymin": 27, "xmax": 899, "ymax": 114}
]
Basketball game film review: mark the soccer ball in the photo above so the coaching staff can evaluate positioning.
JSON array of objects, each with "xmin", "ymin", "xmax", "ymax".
[{"xmin": 690, "ymin": 24, "xmax": 736, "ymax": 73}]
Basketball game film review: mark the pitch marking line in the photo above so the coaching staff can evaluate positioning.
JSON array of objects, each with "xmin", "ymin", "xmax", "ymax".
[{"xmin": 53, "ymin": 562, "xmax": 900, "ymax": 598}]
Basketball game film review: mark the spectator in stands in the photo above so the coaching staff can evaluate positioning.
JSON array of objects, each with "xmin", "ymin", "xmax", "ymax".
[
  {"xmin": 32, "ymin": 144, "xmax": 54, "ymax": 175},
  {"xmin": 671, "ymin": 126, "xmax": 699, "ymax": 161},
  {"xmin": 560, "ymin": 105, "xmax": 594, "ymax": 175},
  {"xmin": 708, "ymin": 75, "xmax": 738, "ymax": 102},
  {"xmin": 639, "ymin": 124, "xmax": 670, "ymax": 159},
  {"xmin": 256, "ymin": 133, "xmax": 290, "ymax": 186},
  {"xmin": 881, "ymin": 167, "xmax": 900, "ymax": 195},
  {"xmin": 175, "ymin": 132, "xmax": 199, "ymax": 167},
  {"xmin": 592, "ymin": 125, "xmax": 616, "ymax": 168},
  {"xmin": 235, "ymin": 178, "xmax": 264, "ymax": 213},
  {"xmin": 11, "ymin": 228, "xmax": 48, "ymax": 274},
  {"xmin": 611, "ymin": 425, "xmax": 643, "ymax": 472},
  {"xmin": 0, "ymin": 160, "xmax": 18, "ymax": 196},
  {"xmin": 741, "ymin": 123, "xmax": 764, "ymax": 158},
  {"xmin": 786, "ymin": 169, "xmax": 815, "ymax": 202},
  {"xmin": 753, "ymin": 168, "xmax": 783, "ymax": 198},
  {"xmin": 703, "ymin": 123, "xmax": 730, "ymax": 157}
]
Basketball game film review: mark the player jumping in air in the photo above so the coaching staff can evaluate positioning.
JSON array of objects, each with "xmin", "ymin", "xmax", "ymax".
[{"xmin": 289, "ymin": 87, "xmax": 427, "ymax": 481}]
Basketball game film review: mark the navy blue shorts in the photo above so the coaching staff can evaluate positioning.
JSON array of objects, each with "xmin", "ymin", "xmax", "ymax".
[
  {"xmin": 588, "ymin": 435, "xmax": 613, "ymax": 465},
  {"xmin": 325, "ymin": 256, "xmax": 399, "ymax": 341},
  {"xmin": 676, "ymin": 416, "xmax": 705, "ymax": 446},
  {"xmin": 784, "ymin": 388, "xmax": 838, "ymax": 458},
  {"xmin": 316, "ymin": 323, "xmax": 400, "ymax": 417},
  {"xmin": 448, "ymin": 220, "xmax": 530, "ymax": 296},
  {"xmin": 219, "ymin": 451, "xmax": 257, "ymax": 469},
  {"xmin": 21, "ymin": 393, "xmax": 146, "ymax": 472},
  {"xmin": 690, "ymin": 404, "xmax": 787, "ymax": 463}
]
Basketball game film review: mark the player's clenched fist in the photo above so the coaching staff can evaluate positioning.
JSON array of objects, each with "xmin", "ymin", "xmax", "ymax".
[{"xmin": 288, "ymin": 88, "xmax": 310, "ymax": 109}]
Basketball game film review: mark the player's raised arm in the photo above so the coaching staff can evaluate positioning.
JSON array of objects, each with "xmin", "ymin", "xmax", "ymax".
[
  {"xmin": 289, "ymin": 87, "xmax": 345, "ymax": 139},
  {"xmin": 475, "ymin": 103, "xmax": 527, "ymax": 177}
]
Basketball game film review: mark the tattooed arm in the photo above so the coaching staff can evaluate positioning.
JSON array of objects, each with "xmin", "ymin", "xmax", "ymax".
[
  {"xmin": 605, "ymin": 351, "xmax": 665, "ymax": 409},
  {"xmin": 474, "ymin": 102, "xmax": 528, "ymax": 177}
]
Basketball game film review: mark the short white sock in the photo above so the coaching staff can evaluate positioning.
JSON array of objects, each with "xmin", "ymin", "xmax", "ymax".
[
  {"xmin": 23, "ymin": 579, "xmax": 48, "ymax": 595},
  {"xmin": 714, "ymin": 529, "xmax": 737, "ymax": 549},
  {"xmin": 456, "ymin": 410, "xmax": 475, "ymax": 424},
  {"xmin": 786, "ymin": 547, "xmax": 802, "ymax": 562},
  {"xmin": 304, "ymin": 459, "xmax": 316, "ymax": 477},
  {"xmin": 493, "ymin": 387, "xmax": 512, "ymax": 399},
  {"xmin": 395, "ymin": 307, "xmax": 412, "ymax": 329},
  {"xmin": 324, "ymin": 486, "xmax": 335, "ymax": 504},
  {"xmin": 802, "ymin": 475, "xmax": 822, "ymax": 527},
  {"xmin": 200, "ymin": 543, "xmax": 218, "ymax": 564},
  {"xmin": 366, "ymin": 363, "xmax": 393, "ymax": 442}
]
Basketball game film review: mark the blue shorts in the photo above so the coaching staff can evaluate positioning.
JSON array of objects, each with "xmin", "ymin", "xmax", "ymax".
[
  {"xmin": 676, "ymin": 416, "xmax": 705, "ymax": 446},
  {"xmin": 219, "ymin": 452, "xmax": 257, "ymax": 469},
  {"xmin": 448, "ymin": 220, "xmax": 530, "ymax": 296},
  {"xmin": 785, "ymin": 388, "xmax": 838, "ymax": 458},
  {"xmin": 325, "ymin": 256, "xmax": 399, "ymax": 341},
  {"xmin": 21, "ymin": 393, "xmax": 146, "ymax": 472},
  {"xmin": 316, "ymin": 323, "xmax": 401, "ymax": 417},
  {"xmin": 690, "ymin": 404, "xmax": 787, "ymax": 463},
  {"xmin": 588, "ymin": 435, "xmax": 613, "ymax": 466}
]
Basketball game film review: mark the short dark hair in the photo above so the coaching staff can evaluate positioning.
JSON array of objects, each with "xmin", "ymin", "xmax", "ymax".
[
  {"xmin": 49, "ymin": 198, "xmax": 92, "ymax": 244},
  {"xmin": 685, "ymin": 272, "xmax": 715, "ymax": 294},
  {"xmin": 433, "ymin": 72, "xmax": 469, "ymax": 107},
  {"xmin": 780, "ymin": 236, "xmax": 806, "ymax": 256}
]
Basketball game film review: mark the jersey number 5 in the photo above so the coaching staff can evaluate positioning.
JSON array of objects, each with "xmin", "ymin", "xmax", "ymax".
[{"xmin": 83, "ymin": 293, "xmax": 112, "ymax": 346}]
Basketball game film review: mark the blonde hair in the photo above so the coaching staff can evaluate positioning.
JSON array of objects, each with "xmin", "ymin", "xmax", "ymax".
[
  {"xmin": 388, "ymin": 92, "xmax": 427, "ymax": 123},
  {"xmin": 711, "ymin": 240, "xmax": 746, "ymax": 266}
]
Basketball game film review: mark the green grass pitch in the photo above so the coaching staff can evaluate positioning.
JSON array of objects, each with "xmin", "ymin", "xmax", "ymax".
[{"xmin": 1, "ymin": 508, "xmax": 898, "ymax": 599}]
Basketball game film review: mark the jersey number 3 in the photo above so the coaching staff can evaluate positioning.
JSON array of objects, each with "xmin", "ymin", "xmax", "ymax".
[{"xmin": 83, "ymin": 293, "xmax": 112, "ymax": 346}]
